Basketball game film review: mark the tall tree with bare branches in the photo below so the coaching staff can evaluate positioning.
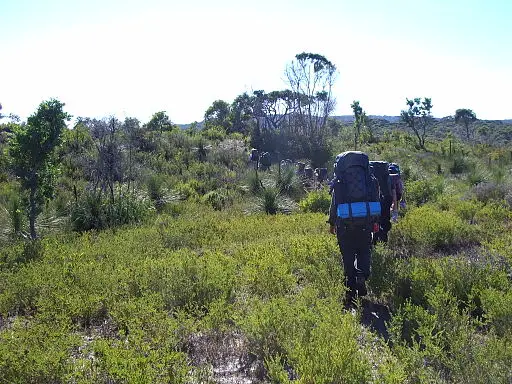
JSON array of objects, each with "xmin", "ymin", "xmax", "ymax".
[{"xmin": 285, "ymin": 52, "xmax": 337, "ymax": 137}]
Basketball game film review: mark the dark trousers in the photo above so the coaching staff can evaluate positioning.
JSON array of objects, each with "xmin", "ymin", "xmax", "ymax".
[
  {"xmin": 375, "ymin": 197, "xmax": 392, "ymax": 243},
  {"xmin": 336, "ymin": 226, "xmax": 372, "ymax": 291}
]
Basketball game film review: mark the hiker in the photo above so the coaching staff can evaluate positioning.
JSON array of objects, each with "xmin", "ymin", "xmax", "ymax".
[
  {"xmin": 304, "ymin": 166, "xmax": 314, "ymax": 179},
  {"xmin": 388, "ymin": 162, "xmax": 405, "ymax": 222},
  {"xmin": 249, "ymin": 148, "xmax": 259, "ymax": 170},
  {"xmin": 328, "ymin": 151, "xmax": 381, "ymax": 305},
  {"xmin": 259, "ymin": 151, "xmax": 271, "ymax": 171},
  {"xmin": 369, "ymin": 161, "xmax": 396, "ymax": 243},
  {"xmin": 296, "ymin": 162, "xmax": 306, "ymax": 177}
]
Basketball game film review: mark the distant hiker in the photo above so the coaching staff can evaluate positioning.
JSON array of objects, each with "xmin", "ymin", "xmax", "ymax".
[
  {"xmin": 317, "ymin": 167, "xmax": 328, "ymax": 183},
  {"xmin": 369, "ymin": 161, "xmax": 396, "ymax": 243},
  {"xmin": 296, "ymin": 162, "xmax": 306, "ymax": 177},
  {"xmin": 259, "ymin": 151, "xmax": 271, "ymax": 171},
  {"xmin": 249, "ymin": 148, "xmax": 259, "ymax": 170},
  {"xmin": 304, "ymin": 166, "xmax": 314, "ymax": 179},
  {"xmin": 388, "ymin": 162, "xmax": 405, "ymax": 222},
  {"xmin": 328, "ymin": 151, "xmax": 381, "ymax": 305}
]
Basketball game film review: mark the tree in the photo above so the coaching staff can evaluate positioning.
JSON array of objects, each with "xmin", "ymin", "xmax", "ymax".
[
  {"xmin": 230, "ymin": 93, "xmax": 254, "ymax": 135},
  {"xmin": 122, "ymin": 117, "xmax": 142, "ymax": 193},
  {"xmin": 285, "ymin": 52, "xmax": 337, "ymax": 137},
  {"xmin": 351, "ymin": 100, "xmax": 363, "ymax": 150},
  {"xmin": 454, "ymin": 108, "xmax": 477, "ymax": 140},
  {"xmin": 400, "ymin": 97, "xmax": 433, "ymax": 150},
  {"xmin": 204, "ymin": 100, "xmax": 231, "ymax": 131},
  {"xmin": 9, "ymin": 99, "xmax": 70, "ymax": 239},
  {"xmin": 90, "ymin": 117, "xmax": 124, "ymax": 202},
  {"xmin": 146, "ymin": 111, "xmax": 174, "ymax": 133}
]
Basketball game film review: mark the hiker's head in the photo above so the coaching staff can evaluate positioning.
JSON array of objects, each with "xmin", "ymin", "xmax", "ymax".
[{"xmin": 388, "ymin": 163, "xmax": 400, "ymax": 175}]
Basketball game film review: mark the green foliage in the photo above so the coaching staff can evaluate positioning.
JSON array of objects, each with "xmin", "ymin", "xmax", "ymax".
[
  {"xmin": 201, "ymin": 125, "xmax": 226, "ymax": 141},
  {"xmin": 70, "ymin": 191, "xmax": 151, "ymax": 232},
  {"xmin": 449, "ymin": 155, "xmax": 471, "ymax": 174},
  {"xmin": 400, "ymin": 97, "xmax": 433, "ymax": 149},
  {"xmin": 404, "ymin": 177, "xmax": 444, "ymax": 206},
  {"xmin": 299, "ymin": 188, "xmax": 331, "ymax": 214},
  {"xmin": 8, "ymin": 99, "xmax": 70, "ymax": 238},
  {"xmin": 249, "ymin": 187, "xmax": 296, "ymax": 215},
  {"xmin": 455, "ymin": 108, "xmax": 477, "ymax": 139},
  {"xmin": 202, "ymin": 190, "xmax": 227, "ymax": 211},
  {"xmin": 0, "ymin": 318, "xmax": 80, "ymax": 383},
  {"xmin": 472, "ymin": 182, "xmax": 508, "ymax": 203},
  {"xmin": 2, "ymin": 91, "xmax": 512, "ymax": 383},
  {"xmin": 389, "ymin": 205, "xmax": 479, "ymax": 255},
  {"xmin": 245, "ymin": 170, "xmax": 263, "ymax": 195}
]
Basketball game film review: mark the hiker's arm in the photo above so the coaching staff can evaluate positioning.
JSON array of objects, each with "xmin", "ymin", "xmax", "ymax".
[
  {"xmin": 392, "ymin": 187, "xmax": 398, "ymax": 212},
  {"xmin": 328, "ymin": 191, "xmax": 337, "ymax": 233}
]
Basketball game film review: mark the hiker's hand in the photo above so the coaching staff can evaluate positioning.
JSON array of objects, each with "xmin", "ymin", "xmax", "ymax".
[{"xmin": 329, "ymin": 225, "xmax": 336, "ymax": 235}]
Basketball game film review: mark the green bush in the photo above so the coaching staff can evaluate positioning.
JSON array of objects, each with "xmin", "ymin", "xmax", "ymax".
[
  {"xmin": 389, "ymin": 205, "xmax": 479, "ymax": 255},
  {"xmin": 0, "ymin": 318, "xmax": 80, "ymax": 384},
  {"xmin": 70, "ymin": 192, "xmax": 150, "ymax": 232},
  {"xmin": 299, "ymin": 188, "xmax": 331, "ymax": 214},
  {"xmin": 405, "ymin": 177, "xmax": 444, "ymax": 206},
  {"xmin": 449, "ymin": 156, "xmax": 471, "ymax": 174},
  {"xmin": 202, "ymin": 190, "xmax": 227, "ymax": 211},
  {"xmin": 472, "ymin": 182, "xmax": 508, "ymax": 203}
]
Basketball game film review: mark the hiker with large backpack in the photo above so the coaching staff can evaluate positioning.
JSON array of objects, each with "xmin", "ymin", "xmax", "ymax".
[
  {"xmin": 259, "ymin": 151, "xmax": 271, "ymax": 171},
  {"xmin": 389, "ymin": 162, "xmax": 406, "ymax": 222},
  {"xmin": 369, "ymin": 160, "xmax": 397, "ymax": 243},
  {"xmin": 327, "ymin": 151, "xmax": 381, "ymax": 305}
]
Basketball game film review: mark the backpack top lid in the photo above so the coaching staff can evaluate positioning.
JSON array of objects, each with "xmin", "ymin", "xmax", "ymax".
[
  {"xmin": 334, "ymin": 151, "xmax": 369, "ymax": 178},
  {"xmin": 389, "ymin": 163, "xmax": 400, "ymax": 175}
]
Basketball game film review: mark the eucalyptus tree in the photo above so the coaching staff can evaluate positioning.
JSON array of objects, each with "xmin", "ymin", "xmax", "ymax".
[
  {"xmin": 400, "ymin": 97, "xmax": 433, "ymax": 150},
  {"xmin": 8, "ymin": 99, "xmax": 70, "ymax": 239},
  {"xmin": 285, "ymin": 52, "xmax": 338, "ymax": 137},
  {"xmin": 204, "ymin": 100, "xmax": 231, "ymax": 131},
  {"xmin": 455, "ymin": 108, "xmax": 477, "ymax": 140},
  {"xmin": 230, "ymin": 92, "xmax": 254, "ymax": 134},
  {"xmin": 351, "ymin": 100, "xmax": 363, "ymax": 150}
]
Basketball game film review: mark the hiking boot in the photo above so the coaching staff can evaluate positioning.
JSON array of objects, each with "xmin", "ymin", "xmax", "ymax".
[{"xmin": 355, "ymin": 276, "xmax": 368, "ymax": 297}]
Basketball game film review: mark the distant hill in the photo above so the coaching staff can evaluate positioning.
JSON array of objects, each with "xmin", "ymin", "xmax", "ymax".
[{"xmin": 177, "ymin": 116, "xmax": 512, "ymax": 145}]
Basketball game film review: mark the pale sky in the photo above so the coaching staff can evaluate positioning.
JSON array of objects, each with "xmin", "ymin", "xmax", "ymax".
[{"xmin": 1, "ymin": 0, "xmax": 511, "ymax": 124}]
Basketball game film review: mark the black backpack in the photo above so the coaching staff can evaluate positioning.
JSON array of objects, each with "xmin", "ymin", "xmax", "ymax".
[
  {"xmin": 260, "ymin": 152, "xmax": 271, "ymax": 167},
  {"xmin": 369, "ymin": 161, "xmax": 392, "ymax": 200},
  {"xmin": 333, "ymin": 151, "xmax": 380, "ymax": 226}
]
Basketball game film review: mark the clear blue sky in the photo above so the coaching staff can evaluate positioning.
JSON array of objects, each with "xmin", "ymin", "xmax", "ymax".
[{"xmin": 1, "ymin": 0, "xmax": 511, "ymax": 123}]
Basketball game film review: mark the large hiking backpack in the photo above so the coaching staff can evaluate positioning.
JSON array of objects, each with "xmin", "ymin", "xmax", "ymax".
[
  {"xmin": 333, "ymin": 151, "xmax": 380, "ymax": 225},
  {"xmin": 369, "ymin": 161, "xmax": 392, "ymax": 200},
  {"xmin": 259, "ymin": 152, "xmax": 271, "ymax": 168}
]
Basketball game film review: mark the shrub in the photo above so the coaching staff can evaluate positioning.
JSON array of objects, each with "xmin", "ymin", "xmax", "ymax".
[
  {"xmin": 299, "ymin": 188, "xmax": 331, "ymax": 214},
  {"xmin": 202, "ymin": 190, "xmax": 227, "ymax": 211},
  {"xmin": 389, "ymin": 205, "xmax": 479, "ymax": 255},
  {"xmin": 449, "ymin": 156, "xmax": 471, "ymax": 174},
  {"xmin": 0, "ymin": 319, "xmax": 80, "ymax": 383},
  {"xmin": 245, "ymin": 170, "xmax": 263, "ymax": 195},
  {"xmin": 405, "ymin": 177, "xmax": 444, "ymax": 207},
  {"xmin": 276, "ymin": 167, "xmax": 303, "ymax": 199},
  {"xmin": 472, "ymin": 182, "xmax": 508, "ymax": 203},
  {"xmin": 70, "ymin": 192, "xmax": 150, "ymax": 232},
  {"xmin": 249, "ymin": 187, "xmax": 296, "ymax": 215}
]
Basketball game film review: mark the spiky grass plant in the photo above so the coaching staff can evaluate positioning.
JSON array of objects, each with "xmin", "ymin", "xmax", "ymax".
[{"xmin": 246, "ymin": 186, "xmax": 296, "ymax": 215}]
